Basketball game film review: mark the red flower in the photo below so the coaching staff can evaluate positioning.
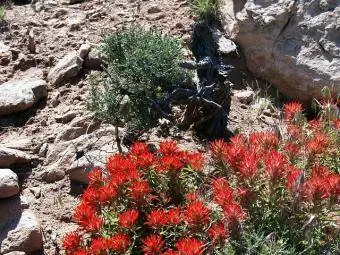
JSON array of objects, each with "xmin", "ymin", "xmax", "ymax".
[
  {"xmin": 249, "ymin": 132, "xmax": 279, "ymax": 153},
  {"xmin": 129, "ymin": 180, "xmax": 150, "ymax": 200},
  {"xmin": 73, "ymin": 202, "xmax": 103, "ymax": 232},
  {"xmin": 159, "ymin": 140, "xmax": 179, "ymax": 155},
  {"xmin": 163, "ymin": 249, "xmax": 180, "ymax": 255},
  {"xmin": 167, "ymin": 207, "xmax": 182, "ymax": 225},
  {"xmin": 146, "ymin": 209, "xmax": 168, "ymax": 228},
  {"xmin": 237, "ymin": 187, "xmax": 254, "ymax": 205},
  {"xmin": 90, "ymin": 237, "xmax": 107, "ymax": 254},
  {"xmin": 286, "ymin": 168, "xmax": 303, "ymax": 191},
  {"xmin": 302, "ymin": 177, "xmax": 330, "ymax": 201},
  {"xmin": 73, "ymin": 250, "xmax": 89, "ymax": 255},
  {"xmin": 264, "ymin": 150, "xmax": 288, "ymax": 182},
  {"xmin": 97, "ymin": 184, "xmax": 118, "ymax": 203},
  {"xmin": 238, "ymin": 150, "xmax": 258, "ymax": 179},
  {"xmin": 142, "ymin": 234, "xmax": 164, "ymax": 255},
  {"xmin": 310, "ymin": 165, "xmax": 332, "ymax": 178},
  {"xmin": 81, "ymin": 187, "xmax": 99, "ymax": 205},
  {"xmin": 306, "ymin": 132, "xmax": 329, "ymax": 155},
  {"xmin": 107, "ymin": 233, "xmax": 130, "ymax": 253},
  {"xmin": 175, "ymin": 237, "xmax": 204, "ymax": 255},
  {"xmin": 88, "ymin": 167, "xmax": 103, "ymax": 187},
  {"xmin": 210, "ymin": 139, "xmax": 228, "ymax": 162},
  {"xmin": 119, "ymin": 209, "xmax": 139, "ymax": 228},
  {"xmin": 157, "ymin": 155, "xmax": 184, "ymax": 172},
  {"xmin": 62, "ymin": 231, "xmax": 81, "ymax": 253},
  {"xmin": 283, "ymin": 102, "xmax": 302, "ymax": 122},
  {"xmin": 284, "ymin": 142, "xmax": 300, "ymax": 159},
  {"xmin": 184, "ymin": 201, "xmax": 210, "ymax": 227},
  {"xmin": 130, "ymin": 142, "xmax": 150, "ymax": 156},
  {"xmin": 209, "ymin": 223, "xmax": 228, "ymax": 244},
  {"xmin": 186, "ymin": 192, "xmax": 198, "ymax": 202},
  {"xmin": 223, "ymin": 202, "xmax": 246, "ymax": 225},
  {"xmin": 211, "ymin": 178, "xmax": 233, "ymax": 207},
  {"xmin": 185, "ymin": 152, "xmax": 205, "ymax": 171}
]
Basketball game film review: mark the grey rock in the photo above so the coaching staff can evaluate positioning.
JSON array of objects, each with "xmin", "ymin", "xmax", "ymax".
[
  {"xmin": 27, "ymin": 30, "xmax": 35, "ymax": 54},
  {"xmin": 38, "ymin": 143, "xmax": 48, "ymax": 158},
  {"xmin": 234, "ymin": 90, "xmax": 255, "ymax": 104},
  {"xmin": 0, "ymin": 41, "xmax": 11, "ymax": 66},
  {"xmin": 40, "ymin": 165, "xmax": 65, "ymax": 183},
  {"xmin": 4, "ymin": 251, "xmax": 26, "ymax": 255},
  {"xmin": 54, "ymin": 114, "xmax": 101, "ymax": 143},
  {"xmin": 0, "ymin": 208, "xmax": 43, "ymax": 254},
  {"xmin": 0, "ymin": 79, "xmax": 47, "ymax": 117},
  {"xmin": 211, "ymin": 27, "xmax": 237, "ymax": 55},
  {"xmin": 0, "ymin": 147, "xmax": 31, "ymax": 167},
  {"xmin": 67, "ymin": 12, "xmax": 86, "ymax": 31},
  {"xmin": 47, "ymin": 52, "xmax": 83, "ymax": 87},
  {"xmin": 83, "ymin": 48, "xmax": 105, "ymax": 70},
  {"xmin": 147, "ymin": 5, "xmax": 162, "ymax": 14},
  {"xmin": 0, "ymin": 169, "xmax": 19, "ymax": 199},
  {"xmin": 78, "ymin": 43, "xmax": 91, "ymax": 60},
  {"xmin": 221, "ymin": 0, "xmax": 340, "ymax": 102},
  {"xmin": 69, "ymin": 0, "xmax": 84, "ymax": 4}
]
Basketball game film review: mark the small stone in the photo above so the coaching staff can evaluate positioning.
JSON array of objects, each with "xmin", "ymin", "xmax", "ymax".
[
  {"xmin": 0, "ymin": 169, "xmax": 19, "ymax": 198},
  {"xmin": 69, "ymin": 0, "xmax": 84, "ymax": 4},
  {"xmin": 147, "ymin": 5, "xmax": 162, "ymax": 14},
  {"xmin": 211, "ymin": 27, "xmax": 237, "ymax": 55},
  {"xmin": 4, "ymin": 251, "xmax": 26, "ymax": 255},
  {"xmin": 27, "ymin": 30, "xmax": 36, "ymax": 54},
  {"xmin": 0, "ymin": 41, "xmax": 11, "ymax": 66},
  {"xmin": 234, "ymin": 90, "xmax": 255, "ymax": 104},
  {"xmin": 83, "ymin": 48, "xmax": 105, "ymax": 70},
  {"xmin": 78, "ymin": 43, "xmax": 91, "ymax": 60},
  {"xmin": 47, "ymin": 52, "xmax": 83, "ymax": 87},
  {"xmin": 40, "ymin": 166, "xmax": 65, "ymax": 183},
  {"xmin": 29, "ymin": 187, "xmax": 41, "ymax": 199}
]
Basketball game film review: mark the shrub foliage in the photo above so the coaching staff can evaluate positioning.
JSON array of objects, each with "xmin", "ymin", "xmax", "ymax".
[
  {"xmin": 88, "ymin": 27, "xmax": 191, "ymax": 131},
  {"xmin": 65, "ymin": 96, "xmax": 339, "ymax": 254}
]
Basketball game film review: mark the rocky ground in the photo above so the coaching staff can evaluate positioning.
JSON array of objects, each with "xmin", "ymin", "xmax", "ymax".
[{"xmin": 0, "ymin": 1, "xmax": 282, "ymax": 254}]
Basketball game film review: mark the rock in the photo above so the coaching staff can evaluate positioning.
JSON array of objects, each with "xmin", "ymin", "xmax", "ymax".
[
  {"xmin": 0, "ymin": 78, "xmax": 47, "ymax": 116},
  {"xmin": 69, "ymin": 0, "xmax": 84, "ymax": 4},
  {"xmin": 27, "ymin": 30, "xmax": 35, "ymax": 54},
  {"xmin": 40, "ymin": 165, "xmax": 65, "ymax": 183},
  {"xmin": 0, "ymin": 147, "xmax": 31, "ymax": 167},
  {"xmin": 4, "ymin": 251, "xmax": 26, "ymax": 255},
  {"xmin": 211, "ymin": 27, "xmax": 237, "ymax": 55},
  {"xmin": 78, "ymin": 43, "xmax": 91, "ymax": 60},
  {"xmin": 47, "ymin": 51, "xmax": 83, "ymax": 87},
  {"xmin": 54, "ymin": 114, "xmax": 101, "ymax": 143},
  {"xmin": 147, "ymin": 5, "xmax": 162, "ymax": 14},
  {"xmin": 28, "ymin": 187, "xmax": 41, "ymax": 199},
  {"xmin": 0, "ymin": 209, "xmax": 43, "ymax": 254},
  {"xmin": 38, "ymin": 143, "xmax": 48, "ymax": 158},
  {"xmin": 67, "ymin": 12, "xmax": 86, "ymax": 31},
  {"xmin": 0, "ymin": 169, "xmax": 19, "ymax": 199},
  {"xmin": 0, "ymin": 41, "xmax": 11, "ymax": 66},
  {"xmin": 83, "ymin": 48, "xmax": 105, "ymax": 70},
  {"xmin": 234, "ymin": 90, "xmax": 255, "ymax": 104},
  {"xmin": 221, "ymin": 0, "xmax": 340, "ymax": 102}
]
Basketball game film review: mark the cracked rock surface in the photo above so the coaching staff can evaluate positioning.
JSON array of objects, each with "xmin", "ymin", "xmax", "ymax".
[{"xmin": 222, "ymin": 0, "xmax": 340, "ymax": 102}]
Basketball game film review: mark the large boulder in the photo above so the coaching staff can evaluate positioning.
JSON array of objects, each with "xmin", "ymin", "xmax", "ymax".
[
  {"xmin": 0, "ymin": 79, "xmax": 47, "ymax": 117},
  {"xmin": 221, "ymin": 0, "xmax": 340, "ymax": 102},
  {"xmin": 0, "ymin": 197, "xmax": 43, "ymax": 254}
]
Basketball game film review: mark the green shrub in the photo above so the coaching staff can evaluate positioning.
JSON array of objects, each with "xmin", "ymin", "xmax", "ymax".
[
  {"xmin": 88, "ymin": 27, "xmax": 192, "ymax": 131},
  {"xmin": 190, "ymin": 0, "xmax": 220, "ymax": 21},
  {"xmin": 0, "ymin": 6, "xmax": 5, "ymax": 21}
]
